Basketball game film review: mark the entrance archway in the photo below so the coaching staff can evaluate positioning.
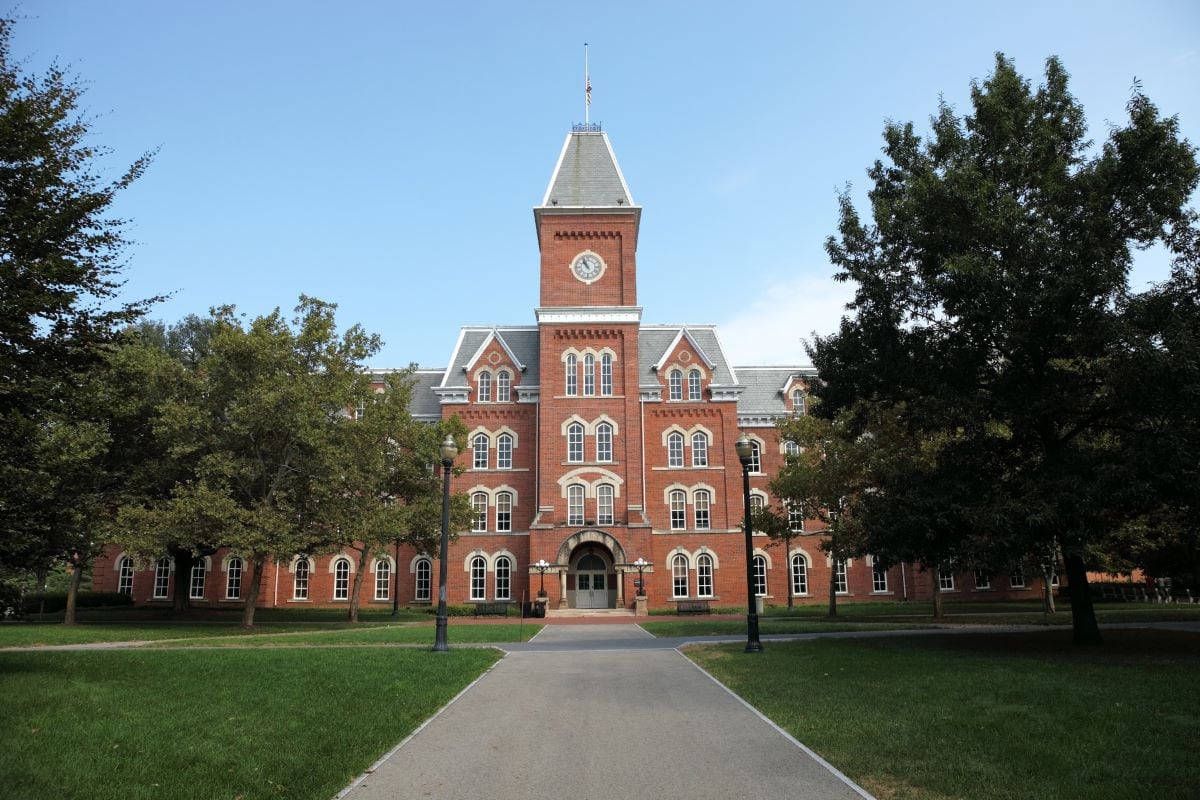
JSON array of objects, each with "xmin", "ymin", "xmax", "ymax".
[
  {"xmin": 554, "ymin": 530, "xmax": 627, "ymax": 610},
  {"xmin": 573, "ymin": 551, "xmax": 611, "ymax": 609}
]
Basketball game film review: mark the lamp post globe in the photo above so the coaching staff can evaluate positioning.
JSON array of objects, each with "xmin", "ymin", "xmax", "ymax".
[
  {"xmin": 433, "ymin": 435, "xmax": 458, "ymax": 652},
  {"xmin": 535, "ymin": 559, "xmax": 549, "ymax": 597},
  {"xmin": 736, "ymin": 433, "xmax": 763, "ymax": 653},
  {"xmin": 633, "ymin": 557, "xmax": 648, "ymax": 596}
]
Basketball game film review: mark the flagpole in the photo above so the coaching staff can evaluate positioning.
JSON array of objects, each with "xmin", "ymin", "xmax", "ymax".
[{"xmin": 584, "ymin": 42, "xmax": 589, "ymax": 124}]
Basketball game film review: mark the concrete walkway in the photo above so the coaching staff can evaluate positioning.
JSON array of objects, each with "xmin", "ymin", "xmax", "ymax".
[{"xmin": 338, "ymin": 624, "xmax": 871, "ymax": 800}]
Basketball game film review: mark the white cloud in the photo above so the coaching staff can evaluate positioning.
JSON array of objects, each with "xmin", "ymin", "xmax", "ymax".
[{"xmin": 716, "ymin": 273, "xmax": 856, "ymax": 366}]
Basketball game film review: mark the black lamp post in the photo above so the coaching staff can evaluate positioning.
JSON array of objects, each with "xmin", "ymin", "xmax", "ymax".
[
  {"xmin": 534, "ymin": 559, "xmax": 550, "ymax": 597},
  {"xmin": 633, "ymin": 557, "xmax": 648, "ymax": 596},
  {"xmin": 433, "ymin": 435, "xmax": 458, "ymax": 652},
  {"xmin": 735, "ymin": 433, "xmax": 763, "ymax": 653}
]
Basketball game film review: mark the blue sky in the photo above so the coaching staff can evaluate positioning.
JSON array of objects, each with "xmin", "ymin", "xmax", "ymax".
[{"xmin": 16, "ymin": 1, "xmax": 1200, "ymax": 368}]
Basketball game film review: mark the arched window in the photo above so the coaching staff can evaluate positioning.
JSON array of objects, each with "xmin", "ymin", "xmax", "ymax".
[
  {"xmin": 694, "ymin": 490, "xmax": 711, "ymax": 530},
  {"xmin": 567, "ymin": 422, "xmax": 584, "ymax": 463},
  {"xmin": 834, "ymin": 559, "xmax": 848, "ymax": 594},
  {"xmin": 672, "ymin": 554, "xmax": 689, "ymax": 598},
  {"xmin": 669, "ymin": 490, "xmax": 687, "ymax": 530},
  {"xmin": 565, "ymin": 354, "xmax": 578, "ymax": 396},
  {"xmin": 600, "ymin": 353, "xmax": 613, "ymax": 396},
  {"xmin": 667, "ymin": 432, "xmax": 684, "ymax": 468},
  {"xmin": 567, "ymin": 484, "xmax": 585, "ymax": 526},
  {"xmin": 750, "ymin": 494, "xmax": 765, "ymax": 512},
  {"xmin": 697, "ymin": 553, "xmax": 714, "ymax": 598},
  {"xmin": 117, "ymin": 556, "xmax": 134, "ymax": 595},
  {"xmin": 470, "ymin": 556, "xmax": 487, "ymax": 601},
  {"xmin": 752, "ymin": 555, "xmax": 767, "ymax": 597},
  {"xmin": 496, "ymin": 433, "xmax": 513, "ymax": 469},
  {"xmin": 471, "ymin": 492, "xmax": 488, "ymax": 532},
  {"xmin": 294, "ymin": 559, "xmax": 310, "ymax": 600},
  {"xmin": 495, "ymin": 556, "xmax": 511, "ymax": 601},
  {"xmin": 583, "ymin": 354, "xmax": 595, "ymax": 396},
  {"xmin": 784, "ymin": 440, "xmax": 801, "ymax": 456},
  {"xmin": 668, "ymin": 369, "xmax": 683, "ymax": 401},
  {"xmin": 688, "ymin": 369, "xmax": 702, "ymax": 401},
  {"xmin": 791, "ymin": 554, "xmax": 808, "ymax": 595},
  {"xmin": 496, "ymin": 370, "xmax": 510, "ymax": 402},
  {"xmin": 691, "ymin": 432, "xmax": 708, "ymax": 467},
  {"xmin": 477, "ymin": 371, "xmax": 492, "ymax": 403},
  {"xmin": 496, "ymin": 492, "xmax": 512, "ymax": 532},
  {"xmin": 595, "ymin": 422, "xmax": 613, "ymax": 462},
  {"xmin": 596, "ymin": 484, "xmax": 614, "ymax": 526},
  {"xmin": 189, "ymin": 560, "xmax": 206, "ymax": 600},
  {"xmin": 374, "ymin": 559, "xmax": 391, "ymax": 601},
  {"xmin": 226, "ymin": 557, "xmax": 243, "ymax": 600},
  {"xmin": 748, "ymin": 440, "xmax": 762, "ymax": 473},
  {"xmin": 415, "ymin": 557, "xmax": 432, "ymax": 601},
  {"xmin": 333, "ymin": 558, "xmax": 351, "ymax": 600},
  {"xmin": 473, "ymin": 433, "xmax": 489, "ymax": 470},
  {"xmin": 153, "ymin": 556, "xmax": 171, "ymax": 599},
  {"xmin": 792, "ymin": 389, "xmax": 806, "ymax": 415}
]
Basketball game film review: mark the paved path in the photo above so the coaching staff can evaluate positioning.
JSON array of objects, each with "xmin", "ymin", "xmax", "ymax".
[{"xmin": 339, "ymin": 624, "xmax": 870, "ymax": 800}]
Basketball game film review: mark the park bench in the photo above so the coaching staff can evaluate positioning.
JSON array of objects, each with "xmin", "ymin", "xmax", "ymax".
[
  {"xmin": 676, "ymin": 600, "xmax": 712, "ymax": 615},
  {"xmin": 472, "ymin": 602, "xmax": 510, "ymax": 618}
]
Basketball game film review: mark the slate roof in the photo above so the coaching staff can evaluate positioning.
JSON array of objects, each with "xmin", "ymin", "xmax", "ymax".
[
  {"xmin": 441, "ymin": 327, "xmax": 541, "ymax": 388},
  {"xmin": 637, "ymin": 325, "xmax": 738, "ymax": 387},
  {"xmin": 734, "ymin": 366, "xmax": 818, "ymax": 417},
  {"xmin": 408, "ymin": 369, "xmax": 444, "ymax": 419},
  {"xmin": 540, "ymin": 131, "xmax": 635, "ymax": 209}
]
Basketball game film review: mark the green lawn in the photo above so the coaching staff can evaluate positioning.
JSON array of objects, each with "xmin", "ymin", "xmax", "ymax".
[
  {"xmin": 0, "ymin": 647, "xmax": 500, "ymax": 800},
  {"xmin": 151, "ymin": 622, "xmax": 542, "ymax": 647},
  {"xmin": 0, "ymin": 621, "xmax": 398, "ymax": 647},
  {"xmin": 687, "ymin": 629, "xmax": 1200, "ymax": 800},
  {"xmin": 640, "ymin": 619, "xmax": 924, "ymax": 637}
]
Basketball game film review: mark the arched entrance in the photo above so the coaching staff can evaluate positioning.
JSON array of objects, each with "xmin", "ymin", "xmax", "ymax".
[{"xmin": 554, "ymin": 530, "xmax": 627, "ymax": 610}]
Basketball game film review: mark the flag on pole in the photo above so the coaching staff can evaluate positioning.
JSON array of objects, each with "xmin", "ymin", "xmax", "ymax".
[{"xmin": 586, "ymin": 75, "xmax": 592, "ymax": 107}]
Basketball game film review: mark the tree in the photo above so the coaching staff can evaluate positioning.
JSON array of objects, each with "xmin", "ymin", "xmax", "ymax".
[
  {"xmin": 811, "ymin": 54, "xmax": 1198, "ymax": 643},
  {"xmin": 0, "ymin": 17, "xmax": 157, "ymax": 607},
  {"xmin": 119, "ymin": 297, "xmax": 378, "ymax": 628}
]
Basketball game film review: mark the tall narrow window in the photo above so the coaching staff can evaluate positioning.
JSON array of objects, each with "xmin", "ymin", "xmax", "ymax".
[
  {"xmin": 470, "ymin": 556, "xmax": 487, "ymax": 601},
  {"xmin": 792, "ymin": 389, "xmax": 806, "ymax": 415},
  {"xmin": 872, "ymin": 563, "xmax": 889, "ymax": 592},
  {"xmin": 567, "ymin": 484, "xmax": 585, "ymax": 526},
  {"xmin": 583, "ymin": 354, "xmax": 595, "ymax": 396},
  {"xmin": 226, "ymin": 557, "xmax": 243, "ymax": 600},
  {"xmin": 472, "ymin": 492, "xmax": 488, "ymax": 532},
  {"xmin": 672, "ymin": 554, "xmax": 689, "ymax": 598},
  {"xmin": 788, "ymin": 505, "xmax": 804, "ymax": 531},
  {"xmin": 596, "ymin": 484, "xmax": 614, "ymax": 526},
  {"xmin": 495, "ymin": 556, "xmax": 511, "ymax": 601},
  {"xmin": 496, "ymin": 492, "xmax": 512, "ymax": 532},
  {"xmin": 375, "ymin": 559, "xmax": 391, "ymax": 601},
  {"xmin": 791, "ymin": 554, "xmax": 808, "ymax": 595},
  {"xmin": 477, "ymin": 371, "xmax": 492, "ymax": 403},
  {"xmin": 189, "ymin": 560, "xmax": 206, "ymax": 600},
  {"xmin": 355, "ymin": 398, "xmax": 366, "ymax": 420},
  {"xmin": 565, "ymin": 354, "xmax": 578, "ymax": 396},
  {"xmin": 473, "ymin": 433, "xmax": 489, "ymax": 469},
  {"xmin": 117, "ymin": 557, "xmax": 134, "ymax": 595},
  {"xmin": 669, "ymin": 490, "xmax": 686, "ymax": 530},
  {"xmin": 694, "ymin": 490, "xmax": 711, "ymax": 530},
  {"xmin": 567, "ymin": 422, "xmax": 584, "ymax": 463},
  {"xmin": 667, "ymin": 432, "xmax": 684, "ymax": 467},
  {"xmin": 750, "ymin": 494, "xmax": 765, "ymax": 512},
  {"xmin": 668, "ymin": 370, "xmax": 683, "ymax": 401},
  {"xmin": 697, "ymin": 554, "xmax": 714, "ymax": 598},
  {"xmin": 153, "ymin": 556, "xmax": 171, "ymax": 599},
  {"xmin": 294, "ymin": 559, "xmax": 310, "ymax": 600},
  {"xmin": 753, "ymin": 555, "xmax": 767, "ymax": 597},
  {"xmin": 688, "ymin": 369, "xmax": 702, "ymax": 400},
  {"xmin": 748, "ymin": 441, "xmax": 761, "ymax": 473},
  {"xmin": 333, "ymin": 558, "xmax": 350, "ymax": 600},
  {"xmin": 691, "ymin": 432, "xmax": 708, "ymax": 467},
  {"xmin": 496, "ymin": 433, "xmax": 513, "ymax": 469},
  {"xmin": 596, "ymin": 422, "xmax": 613, "ymax": 462},
  {"xmin": 496, "ymin": 370, "xmax": 510, "ymax": 402},
  {"xmin": 834, "ymin": 559, "xmax": 848, "ymax": 594},
  {"xmin": 415, "ymin": 557, "xmax": 432, "ymax": 601},
  {"xmin": 600, "ymin": 353, "xmax": 613, "ymax": 396}
]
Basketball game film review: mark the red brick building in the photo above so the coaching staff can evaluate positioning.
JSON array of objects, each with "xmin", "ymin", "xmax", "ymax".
[{"xmin": 96, "ymin": 125, "xmax": 1046, "ymax": 611}]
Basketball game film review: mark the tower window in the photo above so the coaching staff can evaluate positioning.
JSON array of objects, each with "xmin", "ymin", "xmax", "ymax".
[
  {"xmin": 565, "ymin": 354, "xmax": 578, "ymax": 396},
  {"xmin": 583, "ymin": 354, "xmax": 595, "ymax": 396},
  {"xmin": 600, "ymin": 353, "xmax": 613, "ymax": 396}
]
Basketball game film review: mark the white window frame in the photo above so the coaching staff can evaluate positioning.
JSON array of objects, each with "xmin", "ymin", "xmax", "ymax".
[
  {"xmin": 872, "ymin": 563, "xmax": 888, "ymax": 593},
  {"xmin": 667, "ymin": 432, "xmax": 684, "ymax": 468},
  {"xmin": 496, "ymin": 492, "xmax": 512, "ymax": 533},
  {"xmin": 974, "ymin": 569, "xmax": 992, "ymax": 590},
  {"xmin": 694, "ymin": 490, "xmax": 711, "ymax": 530},
  {"xmin": 697, "ymin": 554, "xmax": 714, "ymax": 598},
  {"xmin": 496, "ymin": 370, "xmax": 510, "ymax": 402},
  {"xmin": 597, "ymin": 484, "xmax": 614, "ymax": 526},
  {"xmin": 477, "ymin": 371, "xmax": 491, "ymax": 403},
  {"xmin": 567, "ymin": 484, "xmax": 585, "ymax": 526},
  {"xmin": 374, "ymin": 559, "xmax": 390, "ymax": 601},
  {"xmin": 672, "ymin": 554, "xmax": 689, "ymax": 599},
  {"xmin": 153, "ymin": 556, "xmax": 171, "ymax": 600},
  {"xmin": 470, "ymin": 556, "xmax": 487, "ymax": 601},
  {"xmin": 496, "ymin": 433, "xmax": 513, "ymax": 470},
  {"xmin": 333, "ymin": 558, "xmax": 351, "ymax": 601},
  {"xmin": 691, "ymin": 432, "xmax": 708, "ymax": 467},
  {"xmin": 189, "ymin": 560, "xmax": 206, "ymax": 600},
  {"xmin": 565, "ymin": 354, "xmax": 578, "ymax": 396},
  {"xmin": 226, "ymin": 557, "xmax": 243, "ymax": 600},
  {"xmin": 495, "ymin": 556, "xmax": 511, "ymax": 601},
  {"xmin": 753, "ymin": 555, "xmax": 767, "ymax": 597},
  {"xmin": 834, "ymin": 559, "xmax": 848, "ymax": 594},
  {"xmin": 567, "ymin": 422, "xmax": 584, "ymax": 463},
  {"xmin": 473, "ymin": 433, "xmax": 489, "ymax": 470},
  {"xmin": 415, "ymin": 557, "xmax": 432, "ymax": 601},
  {"xmin": 790, "ymin": 554, "xmax": 808, "ymax": 595},
  {"xmin": 117, "ymin": 556, "xmax": 134, "ymax": 595},
  {"xmin": 748, "ymin": 441, "xmax": 762, "ymax": 473},
  {"xmin": 788, "ymin": 504, "xmax": 804, "ymax": 531},
  {"xmin": 596, "ymin": 423, "xmax": 613, "ymax": 463},
  {"xmin": 939, "ymin": 568, "xmax": 955, "ymax": 591},
  {"xmin": 668, "ymin": 370, "xmax": 683, "ymax": 401},
  {"xmin": 293, "ymin": 559, "xmax": 310, "ymax": 600},
  {"xmin": 471, "ymin": 492, "xmax": 488, "ymax": 532},
  {"xmin": 688, "ymin": 369, "xmax": 702, "ymax": 401},
  {"xmin": 792, "ymin": 389, "xmax": 806, "ymax": 415},
  {"xmin": 583, "ymin": 354, "xmax": 595, "ymax": 396},
  {"xmin": 669, "ymin": 490, "xmax": 686, "ymax": 530},
  {"xmin": 600, "ymin": 353, "xmax": 613, "ymax": 396}
]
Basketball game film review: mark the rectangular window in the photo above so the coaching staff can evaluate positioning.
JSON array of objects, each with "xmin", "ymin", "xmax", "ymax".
[
  {"xmin": 1009, "ymin": 567, "xmax": 1026, "ymax": 589},
  {"xmin": 596, "ymin": 425, "xmax": 613, "ymax": 462},
  {"xmin": 375, "ymin": 562, "xmax": 390, "ymax": 601},
  {"xmin": 672, "ymin": 557, "xmax": 689, "ymax": 599},
  {"xmin": 583, "ymin": 355, "xmax": 595, "ymax": 396},
  {"xmin": 470, "ymin": 559, "xmax": 487, "ymax": 601},
  {"xmin": 597, "ymin": 486, "xmax": 614, "ymax": 526},
  {"xmin": 355, "ymin": 399, "xmax": 366, "ymax": 420},
  {"xmin": 473, "ymin": 435, "xmax": 488, "ymax": 470},
  {"xmin": 497, "ymin": 435, "xmax": 512, "ymax": 469},
  {"xmin": 694, "ymin": 491, "xmax": 710, "ymax": 530},
  {"xmin": 670, "ymin": 491, "xmax": 686, "ymax": 530},
  {"xmin": 568, "ymin": 486, "xmax": 585, "ymax": 526},
  {"xmin": 472, "ymin": 493, "xmax": 488, "ymax": 532},
  {"xmin": 668, "ymin": 434, "xmax": 684, "ymax": 468},
  {"xmin": 226, "ymin": 559, "xmax": 242, "ymax": 600},
  {"xmin": 748, "ymin": 442, "xmax": 761, "ymax": 473},
  {"xmin": 834, "ymin": 559, "xmax": 848, "ymax": 594},
  {"xmin": 788, "ymin": 505, "xmax": 804, "ymax": 531},
  {"xmin": 153, "ymin": 558, "xmax": 171, "ymax": 599},
  {"xmin": 565, "ymin": 355, "xmax": 578, "ymax": 396},
  {"xmin": 691, "ymin": 434, "xmax": 708, "ymax": 467},
  {"xmin": 189, "ymin": 562, "xmax": 206, "ymax": 600},
  {"xmin": 567, "ymin": 424, "xmax": 584, "ymax": 463},
  {"xmin": 974, "ymin": 569, "xmax": 992, "ymax": 590},
  {"xmin": 939, "ymin": 569, "xmax": 955, "ymax": 591},
  {"xmin": 495, "ymin": 558, "xmax": 511, "ymax": 601},
  {"xmin": 791, "ymin": 557, "xmax": 808, "ymax": 595},
  {"xmin": 600, "ymin": 354, "xmax": 613, "ymax": 396},
  {"xmin": 697, "ymin": 558, "xmax": 713, "ymax": 598},
  {"xmin": 872, "ymin": 564, "xmax": 888, "ymax": 593},
  {"xmin": 496, "ymin": 493, "xmax": 512, "ymax": 533}
]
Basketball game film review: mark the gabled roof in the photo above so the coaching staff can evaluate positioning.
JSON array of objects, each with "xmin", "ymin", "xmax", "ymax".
[
  {"xmin": 463, "ymin": 328, "xmax": 527, "ymax": 373},
  {"xmin": 651, "ymin": 327, "xmax": 716, "ymax": 372},
  {"xmin": 734, "ymin": 366, "xmax": 818, "ymax": 417},
  {"xmin": 539, "ymin": 130, "xmax": 636, "ymax": 209},
  {"xmin": 638, "ymin": 325, "xmax": 737, "ymax": 387},
  {"xmin": 442, "ymin": 327, "xmax": 541, "ymax": 388}
]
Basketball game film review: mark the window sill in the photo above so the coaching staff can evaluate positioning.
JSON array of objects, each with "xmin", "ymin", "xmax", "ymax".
[{"xmin": 870, "ymin": 590, "xmax": 894, "ymax": 595}]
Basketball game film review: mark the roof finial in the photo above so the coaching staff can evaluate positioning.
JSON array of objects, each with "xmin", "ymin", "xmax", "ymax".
[{"xmin": 584, "ymin": 43, "xmax": 591, "ymax": 124}]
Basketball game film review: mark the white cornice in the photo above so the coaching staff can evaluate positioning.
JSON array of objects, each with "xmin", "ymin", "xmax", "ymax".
[{"xmin": 536, "ymin": 306, "xmax": 643, "ymax": 325}]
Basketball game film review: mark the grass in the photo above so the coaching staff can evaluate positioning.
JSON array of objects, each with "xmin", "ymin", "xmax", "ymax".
[
  {"xmin": 150, "ymin": 622, "xmax": 543, "ymax": 647},
  {"xmin": 687, "ymin": 629, "xmax": 1200, "ymax": 800},
  {"xmin": 0, "ymin": 647, "xmax": 501, "ymax": 800},
  {"xmin": 0, "ymin": 621, "xmax": 398, "ymax": 647},
  {"xmin": 640, "ymin": 619, "xmax": 924, "ymax": 637}
]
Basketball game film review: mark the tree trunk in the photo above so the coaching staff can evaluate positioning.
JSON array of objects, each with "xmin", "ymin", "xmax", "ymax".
[
  {"xmin": 348, "ymin": 544, "xmax": 371, "ymax": 623},
  {"xmin": 171, "ymin": 548, "xmax": 193, "ymax": 616},
  {"xmin": 63, "ymin": 552, "xmax": 84, "ymax": 626},
  {"xmin": 1064, "ymin": 550, "xmax": 1102, "ymax": 645},
  {"xmin": 1042, "ymin": 564, "xmax": 1057, "ymax": 615},
  {"xmin": 35, "ymin": 565, "xmax": 48, "ymax": 593},
  {"xmin": 931, "ymin": 570, "xmax": 944, "ymax": 621},
  {"xmin": 827, "ymin": 558, "xmax": 838, "ymax": 619},
  {"xmin": 240, "ymin": 556, "xmax": 264, "ymax": 629}
]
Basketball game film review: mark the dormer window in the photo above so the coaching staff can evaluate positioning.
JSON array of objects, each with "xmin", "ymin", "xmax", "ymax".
[
  {"xmin": 668, "ymin": 370, "xmax": 683, "ymax": 401},
  {"xmin": 497, "ymin": 370, "xmax": 511, "ymax": 402},
  {"xmin": 792, "ymin": 388, "xmax": 806, "ymax": 415},
  {"xmin": 477, "ymin": 372, "xmax": 492, "ymax": 403},
  {"xmin": 688, "ymin": 369, "xmax": 702, "ymax": 401}
]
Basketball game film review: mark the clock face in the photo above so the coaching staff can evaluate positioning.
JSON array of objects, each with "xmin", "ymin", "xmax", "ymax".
[{"xmin": 571, "ymin": 251, "xmax": 605, "ymax": 283}]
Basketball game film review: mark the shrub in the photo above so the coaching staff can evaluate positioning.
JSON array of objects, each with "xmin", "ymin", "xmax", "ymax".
[{"xmin": 21, "ymin": 591, "xmax": 135, "ymax": 614}]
